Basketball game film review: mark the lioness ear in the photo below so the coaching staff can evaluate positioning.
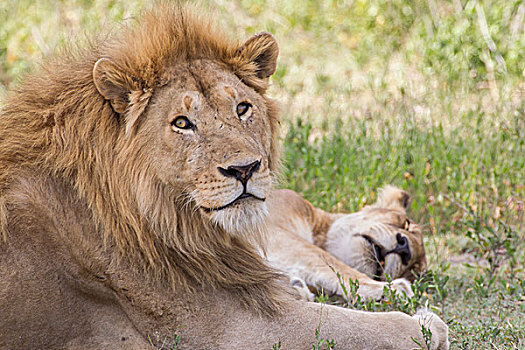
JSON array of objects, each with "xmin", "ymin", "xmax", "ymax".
[
  {"xmin": 399, "ymin": 191, "xmax": 410, "ymax": 209},
  {"xmin": 93, "ymin": 58, "xmax": 130, "ymax": 115},
  {"xmin": 376, "ymin": 186, "xmax": 411, "ymax": 211},
  {"xmin": 237, "ymin": 32, "xmax": 279, "ymax": 79}
]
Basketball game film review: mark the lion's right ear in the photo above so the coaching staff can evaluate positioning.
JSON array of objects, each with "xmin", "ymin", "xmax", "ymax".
[{"xmin": 93, "ymin": 58, "xmax": 130, "ymax": 115}]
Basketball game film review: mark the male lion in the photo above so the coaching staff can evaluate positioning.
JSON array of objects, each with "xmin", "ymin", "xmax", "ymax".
[
  {"xmin": 265, "ymin": 186, "xmax": 427, "ymax": 301},
  {"xmin": 0, "ymin": 4, "xmax": 448, "ymax": 349}
]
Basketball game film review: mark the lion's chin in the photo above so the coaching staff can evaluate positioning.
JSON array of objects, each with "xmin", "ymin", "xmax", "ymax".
[{"xmin": 207, "ymin": 199, "xmax": 269, "ymax": 248}]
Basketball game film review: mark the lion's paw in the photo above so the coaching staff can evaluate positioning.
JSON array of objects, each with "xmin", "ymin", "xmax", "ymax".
[
  {"xmin": 290, "ymin": 277, "xmax": 315, "ymax": 301},
  {"xmin": 390, "ymin": 278, "xmax": 414, "ymax": 298},
  {"xmin": 411, "ymin": 308, "xmax": 450, "ymax": 350},
  {"xmin": 356, "ymin": 278, "xmax": 413, "ymax": 300}
]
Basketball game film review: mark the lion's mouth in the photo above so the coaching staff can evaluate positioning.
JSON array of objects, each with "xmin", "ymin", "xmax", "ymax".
[
  {"xmin": 361, "ymin": 233, "xmax": 412, "ymax": 280},
  {"xmin": 201, "ymin": 192, "xmax": 266, "ymax": 212},
  {"xmin": 361, "ymin": 235, "xmax": 386, "ymax": 280}
]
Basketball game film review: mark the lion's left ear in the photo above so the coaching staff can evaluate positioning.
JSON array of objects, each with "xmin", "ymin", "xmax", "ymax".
[
  {"xmin": 237, "ymin": 32, "xmax": 279, "ymax": 79},
  {"xmin": 232, "ymin": 32, "xmax": 279, "ymax": 92}
]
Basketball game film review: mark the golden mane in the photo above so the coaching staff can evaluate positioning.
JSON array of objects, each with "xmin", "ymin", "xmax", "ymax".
[{"xmin": 0, "ymin": 3, "xmax": 285, "ymax": 315}]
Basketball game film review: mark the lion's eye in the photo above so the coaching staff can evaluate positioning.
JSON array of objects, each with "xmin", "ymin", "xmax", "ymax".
[
  {"xmin": 171, "ymin": 116, "xmax": 193, "ymax": 131},
  {"xmin": 236, "ymin": 102, "xmax": 252, "ymax": 118}
]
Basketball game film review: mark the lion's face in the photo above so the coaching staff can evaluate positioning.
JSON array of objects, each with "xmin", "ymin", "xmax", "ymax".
[
  {"xmin": 136, "ymin": 60, "xmax": 273, "ymax": 234},
  {"xmin": 325, "ymin": 189, "xmax": 427, "ymax": 282},
  {"xmin": 93, "ymin": 30, "xmax": 280, "ymax": 237},
  {"xmin": 353, "ymin": 220, "xmax": 427, "ymax": 282}
]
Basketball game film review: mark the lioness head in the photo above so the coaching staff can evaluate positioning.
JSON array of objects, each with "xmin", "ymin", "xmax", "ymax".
[
  {"xmin": 92, "ymin": 13, "xmax": 280, "ymax": 239},
  {"xmin": 325, "ymin": 186, "xmax": 427, "ymax": 281}
]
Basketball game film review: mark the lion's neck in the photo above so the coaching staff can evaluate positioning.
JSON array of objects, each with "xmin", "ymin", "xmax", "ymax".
[{"xmin": 5, "ymin": 170, "xmax": 292, "ymax": 322}]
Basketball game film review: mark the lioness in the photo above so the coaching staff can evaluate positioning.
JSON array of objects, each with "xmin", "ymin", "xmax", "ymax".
[
  {"xmin": 0, "ymin": 4, "xmax": 448, "ymax": 349},
  {"xmin": 266, "ymin": 186, "xmax": 426, "ymax": 301}
]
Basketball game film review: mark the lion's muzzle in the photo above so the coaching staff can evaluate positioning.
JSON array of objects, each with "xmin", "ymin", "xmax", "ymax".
[
  {"xmin": 199, "ymin": 159, "xmax": 266, "ymax": 211},
  {"xmin": 217, "ymin": 159, "xmax": 261, "ymax": 185}
]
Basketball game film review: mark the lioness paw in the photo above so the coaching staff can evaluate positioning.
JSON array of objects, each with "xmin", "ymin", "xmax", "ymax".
[
  {"xmin": 290, "ymin": 277, "xmax": 315, "ymax": 301},
  {"xmin": 356, "ymin": 278, "xmax": 413, "ymax": 300},
  {"xmin": 390, "ymin": 278, "xmax": 414, "ymax": 298}
]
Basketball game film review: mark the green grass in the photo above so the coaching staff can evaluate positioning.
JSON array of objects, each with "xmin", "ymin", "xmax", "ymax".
[{"xmin": 1, "ymin": 0, "xmax": 524, "ymax": 348}]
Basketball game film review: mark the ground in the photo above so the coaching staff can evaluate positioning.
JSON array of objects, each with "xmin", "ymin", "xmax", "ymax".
[{"xmin": 1, "ymin": 1, "xmax": 524, "ymax": 348}]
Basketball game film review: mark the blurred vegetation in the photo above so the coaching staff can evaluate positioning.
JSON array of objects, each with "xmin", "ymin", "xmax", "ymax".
[{"xmin": 1, "ymin": 0, "xmax": 524, "ymax": 348}]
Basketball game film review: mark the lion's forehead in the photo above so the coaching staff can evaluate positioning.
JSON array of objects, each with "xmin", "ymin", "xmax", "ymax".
[
  {"xmin": 177, "ymin": 84, "xmax": 247, "ymax": 111},
  {"xmin": 145, "ymin": 59, "xmax": 272, "ymax": 175},
  {"xmin": 157, "ymin": 61, "xmax": 262, "ymax": 115}
]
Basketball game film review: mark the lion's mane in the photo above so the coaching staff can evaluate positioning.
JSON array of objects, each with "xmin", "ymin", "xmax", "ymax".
[{"xmin": 0, "ymin": 3, "xmax": 286, "ymax": 315}]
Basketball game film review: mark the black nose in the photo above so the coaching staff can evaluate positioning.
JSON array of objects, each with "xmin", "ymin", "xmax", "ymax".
[
  {"xmin": 391, "ymin": 233, "xmax": 411, "ymax": 265},
  {"xmin": 218, "ymin": 160, "xmax": 261, "ymax": 184}
]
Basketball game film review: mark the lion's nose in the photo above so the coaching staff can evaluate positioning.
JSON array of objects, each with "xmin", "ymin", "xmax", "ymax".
[
  {"xmin": 392, "ymin": 233, "xmax": 411, "ymax": 265},
  {"xmin": 218, "ymin": 160, "xmax": 261, "ymax": 184}
]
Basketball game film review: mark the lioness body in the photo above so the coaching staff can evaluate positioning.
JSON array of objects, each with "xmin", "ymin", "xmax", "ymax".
[
  {"xmin": 1, "ymin": 184, "xmax": 443, "ymax": 349},
  {"xmin": 0, "ymin": 4, "xmax": 448, "ymax": 349}
]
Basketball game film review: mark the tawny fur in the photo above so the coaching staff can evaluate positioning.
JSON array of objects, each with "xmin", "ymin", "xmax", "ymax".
[
  {"xmin": 0, "ymin": 2, "xmax": 284, "ymax": 316},
  {"xmin": 0, "ymin": 4, "xmax": 449, "ymax": 349},
  {"xmin": 265, "ymin": 187, "xmax": 426, "ymax": 300}
]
